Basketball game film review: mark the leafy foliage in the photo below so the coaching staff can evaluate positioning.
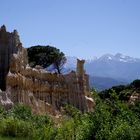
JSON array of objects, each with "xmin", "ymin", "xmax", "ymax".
[
  {"xmin": 0, "ymin": 80, "xmax": 140, "ymax": 139},
  {"xmin": 130, "ymin": 79, "xmax": 140, "ymax": 90},
  {"xmin": 27, "ymin": 45, "xmax": 66, "ymax": 73},
  {"xmin": 99, "ymin": 79, "xmax": 140, "ymax": 101},
  {"xmin": 10, "ymin": 104, "xmax": 32, "ymax": 120}
]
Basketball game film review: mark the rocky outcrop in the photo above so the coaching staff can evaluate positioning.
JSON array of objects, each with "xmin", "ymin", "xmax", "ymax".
[
  {"xmin": 129, "ymin": 92, "xmax": 140, "ymax": 105},
  {"xmin": 0, "ymin": 25, "xmax": 95, "ymax": 114},
  {"xmin": 0, "ymin": 25, "xmax": 20, "ymax": 91}
]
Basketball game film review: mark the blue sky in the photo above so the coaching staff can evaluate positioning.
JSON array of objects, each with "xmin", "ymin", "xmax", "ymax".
[{"xmin": 0, "ymin": 0, "xmax": 140, "ymax": 59}]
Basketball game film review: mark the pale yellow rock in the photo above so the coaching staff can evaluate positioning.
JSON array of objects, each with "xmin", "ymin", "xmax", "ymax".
[{"xmin": 0, "ymin": 25, "xmax": 95, "ymax": 114}]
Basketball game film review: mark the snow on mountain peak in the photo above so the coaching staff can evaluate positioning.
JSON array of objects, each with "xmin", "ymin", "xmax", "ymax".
[
  {"xmin": 108, "ymin": 56, "xmax": 112, "ymax": 60},
  {"xmin": 98, "ymin": 54, "xmax": 114, "ymax": 61},
  {"xmin": 65, "ymin": 54, "xmax": 140, "ymax": 71},
  {"xmin": 98, "ymin": 53, "xmax": 138, "ymax": 63}
]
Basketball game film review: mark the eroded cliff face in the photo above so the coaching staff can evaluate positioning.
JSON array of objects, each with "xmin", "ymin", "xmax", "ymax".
[
  {"xmin": 0, "ymin": 25, "xmax": 20, "ymax": 91},
  {"xmin": 0, "ymin": 25, "xmax": 95, "ymax": 115}
]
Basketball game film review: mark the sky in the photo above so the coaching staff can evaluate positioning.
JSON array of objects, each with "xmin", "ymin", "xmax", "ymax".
[{"xmin": 0, "ymin": 0, "xmax": 140, "ymax": 59}]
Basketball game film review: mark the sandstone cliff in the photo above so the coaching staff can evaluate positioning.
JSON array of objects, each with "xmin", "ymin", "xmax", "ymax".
[{"xmin": 0, "ymin": 25, "xmax": 95, "ymax": 114}]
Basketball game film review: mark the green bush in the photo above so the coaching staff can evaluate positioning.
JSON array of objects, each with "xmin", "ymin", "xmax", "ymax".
[
  {"xmin": 32, "ymin": 114, "xmax": 52, "ymax": 128},
  {"xmin": 130, "ymin": 79, "xmax": 140, "ymax": 89},
  {"xmin": 0, "ymin": 117, "xmax": 33, "ymax": 138},
  {"xmin": 55, "ymin": 119, "xmax": 76, "ymax": 140},
  {"xmin": 0, "ymin": 90, "xmax": 140, "ymax": 140},
  {"xmin": 32, "ymin": 125, "xmax": 57, "ymax": 140},
  {"xmin": 10, "ymin": 104, "xmax": 32, "ymax": 121}
]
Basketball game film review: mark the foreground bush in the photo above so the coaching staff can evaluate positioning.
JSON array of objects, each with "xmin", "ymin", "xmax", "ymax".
[
  {"xmin": 10, "ymin": 104, "xmax": 32, "ymax": 121},
  {"xmin": 0, "ymin": 90, "xmax": 140, "ymax": 140},
  {"xmin": 0, "ymin": 117, "xmax": 33, "ymax": 137}
]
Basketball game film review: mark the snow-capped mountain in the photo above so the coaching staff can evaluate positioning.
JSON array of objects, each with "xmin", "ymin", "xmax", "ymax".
[
  {"xmin": 65, "ymin": 54, "xmax": 140, "ymax": 90},
  {"xmin": 85, "ymin": 53, "xmax": 140, "ymax": 81},
  {"xmin": 98, "ymin": 53, "xmax": 138, "ymax": 63}
]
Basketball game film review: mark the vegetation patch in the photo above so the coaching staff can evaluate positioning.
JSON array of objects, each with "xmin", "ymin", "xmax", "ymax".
[{"xmin": 0, "ymin": 80, "xmax": 140, "ymax": 139}]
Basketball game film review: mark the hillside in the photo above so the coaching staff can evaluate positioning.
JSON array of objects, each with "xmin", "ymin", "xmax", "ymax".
[
  {"xmin": 99, "ymin": 79, "xmax": 140, "ymax": 103},
  {"xmin": 89, "ymin": 76, "xmax": 127, "ymax": 91}
]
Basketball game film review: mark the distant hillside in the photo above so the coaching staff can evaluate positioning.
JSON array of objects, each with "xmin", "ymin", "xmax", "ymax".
[
  {"xmin": 89, "ymin": 76, "xmax": 127, "ymax": 91},
  {"xmin": 99, "ymin": 79, "xmax": 140, "ymax": 102}
]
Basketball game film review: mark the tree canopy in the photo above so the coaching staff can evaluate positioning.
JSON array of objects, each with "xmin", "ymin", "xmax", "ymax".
[{"xmin": 27, "ymin": 45, "xmax": 66, "ymax": 74}]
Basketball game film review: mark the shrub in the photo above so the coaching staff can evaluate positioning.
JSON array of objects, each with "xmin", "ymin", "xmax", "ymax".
[
  {"xmin": 0, "ymin": 117, "xmax": 33, "ymax": 138},
  {"xmin": 32, "ymin": 125, "xmax": 57, "ymax": 140},
  {"xmin": 55, "ymin": 119, "xmax": 76, "ymax": 140},
  {"xmin": 130, "ymin": 79, "xmax": 140, "ymax": 89},
  {"xmin": 10, "ymin": 104, "xmax": 32, "ymax": 121},
  {"xmin": 32, "ymin": 114, "xmax": 52, "ymax": 128}
]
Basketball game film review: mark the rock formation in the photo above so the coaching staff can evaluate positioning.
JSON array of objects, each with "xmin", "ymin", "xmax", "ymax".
[
  {"xmin": 0, "ymin": 25, "xmax": 95, "ymax": 114},
  {"xmin": 129, "ymin": 92, "xmax": 140, "ymax": 105}
]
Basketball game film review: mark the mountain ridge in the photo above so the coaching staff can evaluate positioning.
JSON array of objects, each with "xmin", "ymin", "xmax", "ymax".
[{"xmin": 65, "ymin": 53, "xmax": 140, "ymax": 90}]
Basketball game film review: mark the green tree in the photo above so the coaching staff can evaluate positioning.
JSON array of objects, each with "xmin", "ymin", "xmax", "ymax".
[
  {"xmin": 27, "ymin": 45, "xmax": 66, "ymax": 74},
  {"xmin": 130, "ymin": 79, "xmax": 140, "ymax": 89}
]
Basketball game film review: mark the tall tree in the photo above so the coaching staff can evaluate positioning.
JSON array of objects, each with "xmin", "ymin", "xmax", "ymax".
[{"xmin": 27, "ymin": 45, "xmax": 66, "ymax": 74}]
